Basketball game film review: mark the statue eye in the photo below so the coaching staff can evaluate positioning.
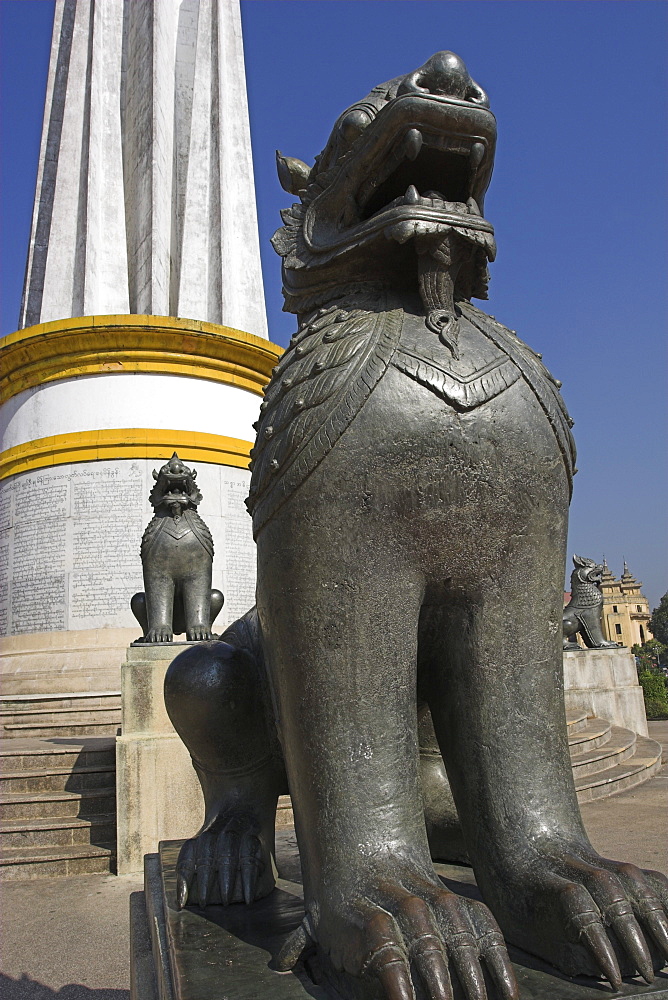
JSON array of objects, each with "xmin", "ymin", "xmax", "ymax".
[{"xmin": 339, "ymin": 109, "xmax": 371, "ymax": 143}]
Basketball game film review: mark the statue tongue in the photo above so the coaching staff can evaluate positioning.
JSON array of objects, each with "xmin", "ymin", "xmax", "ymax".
[{"xmin": 416, "ymin": 230, "xmax": 473, "ymax": 357}]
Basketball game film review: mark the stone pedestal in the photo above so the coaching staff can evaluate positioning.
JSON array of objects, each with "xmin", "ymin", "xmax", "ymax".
[
  {"xmin": 130, "ymin": 839, "xmax": 668, "ymax": 999},
  {"xmin": 116, "ymin": 643, "xmax": 204, "ymax": 875},
  {"xmin": 564, "ymin": 647, "xmax": 648, "ymax": 737}
]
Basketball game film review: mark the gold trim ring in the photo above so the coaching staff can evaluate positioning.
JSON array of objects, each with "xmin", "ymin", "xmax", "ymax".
[
  {"xmin": 0, "ymin": 429, "xmax": 253, "ymax": 480},
  {"xmin": 0, "ymin": 314, "xmax": 283, "ymax": 404}
]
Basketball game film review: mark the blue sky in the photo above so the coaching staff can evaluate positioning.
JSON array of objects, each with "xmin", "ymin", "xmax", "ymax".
[{"xmin": 1, "ymin": 1, "xmax": 666, "ymax": 606}]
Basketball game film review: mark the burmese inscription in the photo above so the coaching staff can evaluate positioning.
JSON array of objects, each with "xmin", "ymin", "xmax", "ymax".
[{"xmin": 0, "ymin": 460, "xmax": 256, "ymax": 635}]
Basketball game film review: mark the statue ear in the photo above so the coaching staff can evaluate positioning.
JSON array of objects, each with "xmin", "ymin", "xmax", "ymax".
[
  {"xmin": 573, "ymin": 554, "xmax": 586, "ymax": 567},
  {"xmin": 466, "ymin": 81, "xmax": 489, "ymax": 107},
  {"xmin": 152, "ymin": 469, "xmax": 159, "ymax": 481},
  {"xmin": 276, "ymin": 151, "xmax": 311, "ymax": 194}
]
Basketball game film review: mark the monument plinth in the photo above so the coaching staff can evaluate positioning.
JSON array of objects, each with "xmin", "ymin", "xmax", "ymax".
[
  {"xmin": 129, "ymin": 840, "xmax": 668, "ymax": 1000},
  {"xmin": 0, "ymin": 0, "xmax": 281, "ymax": 693},
  {"xmin": 116, "ymin": 643, "xmax": 204, "ymax": 876}
]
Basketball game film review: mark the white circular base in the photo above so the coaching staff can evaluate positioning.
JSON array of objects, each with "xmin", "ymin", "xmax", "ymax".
[{"xmin": 0, "ymin": 457, "xmax": 256, "ymax": 637}]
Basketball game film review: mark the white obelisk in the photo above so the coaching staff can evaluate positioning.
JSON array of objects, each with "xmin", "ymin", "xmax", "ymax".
[{"xmin": 0, "ymin": 0, "xmax": 279, "ymax": 692}]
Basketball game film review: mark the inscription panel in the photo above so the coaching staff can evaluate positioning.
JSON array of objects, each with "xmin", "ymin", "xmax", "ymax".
[{"xmin": 0, "ymin": 460, "xmax": 255, "ymax": 635}]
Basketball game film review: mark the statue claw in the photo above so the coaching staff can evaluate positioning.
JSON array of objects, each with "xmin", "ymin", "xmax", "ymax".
[
  {"xmin": 186, "ymin": 626, "xmax": 212, "ymax": 641},
  {"xmin": 642, "ymin": 907, "xmax": 668, "ymax": 961},
  {"xmin": 196, "ymin": 834, "xmax": 217, "ymax": 908},
  {"xmin": 175, "ymin": 839, "xmax": 196, "ymax": 910},
  {"xmin": 272, "ymin": 915, "xmax": 315, "ymax": 972},
  {"xmin": 607, "ymin": 909, "xmax": 654, "ymax": 983},
  {"xmin": 578, "ymin": 920, "xmax": 622, "ymax": 991},
  {"xmin": 173, "ymin": 820, "xmax": 272, "ymax": 909},
  {"xmin": 240, "ymin": 834, "xmax": 263, "ymax": 904}
]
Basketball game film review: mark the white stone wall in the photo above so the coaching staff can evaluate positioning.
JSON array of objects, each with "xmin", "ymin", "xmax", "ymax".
[
  {"xmin": 19, "ymin": 0, "xmax": 267, "ymax": 339},
  {"xmin": 564, "ymin": 648, "xmax": 648, "ymax": 737},
  {"xmin": 1, "ymin": 373, "xmax": 261, "ymax": 453},
  {"xmin": 0, "ymin": 458, "xmax": 257, "ymax": 638}
]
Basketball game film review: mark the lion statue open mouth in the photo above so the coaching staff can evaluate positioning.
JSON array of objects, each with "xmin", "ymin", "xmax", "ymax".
[{"xmin": 165, "ymin": 52, "xmax": 668, "ymax": 1000}]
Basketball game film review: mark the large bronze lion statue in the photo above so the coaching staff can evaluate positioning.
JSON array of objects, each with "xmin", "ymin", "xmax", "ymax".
[{"xmin": 165, "ymin": 52, "xmax": 667, "ymax": 1000}]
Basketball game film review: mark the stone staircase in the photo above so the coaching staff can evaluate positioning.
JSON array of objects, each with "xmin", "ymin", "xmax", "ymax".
[
  {"xmin": 566, "ymin": 709, "xmax": 663, "ymax": 802},
  {"xmin": 0, "ymin": 736, "xmax": 117, "ymax": 880},
  {"xmin": 0, "ymin": 709, "xmax": 661, "ymax": 880},
  {"xmin": 0, "ymin": 691, "xmax": 121, "ymax": 739}
]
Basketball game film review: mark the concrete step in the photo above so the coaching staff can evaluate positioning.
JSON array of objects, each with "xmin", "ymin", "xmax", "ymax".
[
  {"xmin": 570, "ymin": 725, "xmax": 636, "ymax": 778},
  {"xmin": 0, "ymin": 734, "xmax": 118, "ymax": 878},
  {"xmin": 575, "ymin": 734, "xmax": 662, "ymax": 803},
  {"xmin": 2, "ymin": 719, "xmax": 121, "ymax": 738},
  {"xmin": 0, "ymin": 841, "xmax": 116, "ymax": 880},
  {"xmin": 0, "ymin": 762, "xmax": 115, "ymax": 795},
  {"xmin": 565, "ymin": 708, "xmax": 589, "ymax": 735},
  {"xmin": 0, "ymin": 787, "xmax": 116, "ymax": 821},
  {"xmin": 0, "ymin": 692, "xmax": 121, "ymax": 737},
  {"xmin": 276, "ymin": 794, "xmax": 293, "ymax": 828},
  {"xmin": 0, "ymin": 691, "xmax": 121, "ymax": 712},
  {"xmin": 567, "ymin": 717, "xmax": 611, "ymax": 755},
  {"xmin": 0, "ymin": 813, "xmax": 116, "ymax": 848},
  {"xmin": 0, "ymin": 736, "xmax": 115, "ymax": 773}
]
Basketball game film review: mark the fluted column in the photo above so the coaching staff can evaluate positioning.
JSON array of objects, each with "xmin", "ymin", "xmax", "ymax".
[
  {"xmin": 19, "ymin": 0, "xmax": 267, "ymax": 337},
  {"xmin": 1, "ymin": 0, "xmax": 278, "ymax": 678}
]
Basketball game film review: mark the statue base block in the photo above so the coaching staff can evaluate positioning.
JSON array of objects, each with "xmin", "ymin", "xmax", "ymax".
[
  {"xmin": 564, "ymin": 647, "xmax": 648, "ymax": 736},
  {"xmin": 130, "ymin": 837, "xmax": 668, "ymax": 999},
  {"xmin": 116, "ymin": 644, "xmax": 205, "ymax": 875}
]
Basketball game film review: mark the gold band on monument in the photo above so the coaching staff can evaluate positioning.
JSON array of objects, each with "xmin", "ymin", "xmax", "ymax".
[
  {"xmin": 0, "ymin": 429, "xmax": 253, "ymax": 480},
  {"xmin": 0, "ymin": 314, "xmax": 283, "ymax": 403}
]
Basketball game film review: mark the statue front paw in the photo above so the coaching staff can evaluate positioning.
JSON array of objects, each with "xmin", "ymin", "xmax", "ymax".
[
  {"xmin": 144, "ymin": 627, "xmax": 173, "ymax": 642},
  {"xmin": 275, "ymin": 862, "xmax": 518, "ymax": 1000},
  {"xmin": 490, "ymin": 842, "xmax": 668, "ymax": 988},
  {"xmin": 186, "ymin": 625, "xmax": 212, "ymax": 641},
  {"xmin": 175, "ymin": 817, "xmax": 275, "ymax": 909}
]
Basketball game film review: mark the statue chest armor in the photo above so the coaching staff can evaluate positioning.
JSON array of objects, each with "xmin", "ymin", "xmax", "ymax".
[
  {"xmin": 160, "ymin": 519, "xmax": 193, "ymax": 542},
  {"xmin": 392, "ymin": 308, "xmax": 522, "ymax": 412},
  {"xmin": 247, "ymin": 299, "xmax": 576, "ymax": 534},
  {"xmin": 141, "ymin": 510, "xmax": 214, "ymax": 560}
]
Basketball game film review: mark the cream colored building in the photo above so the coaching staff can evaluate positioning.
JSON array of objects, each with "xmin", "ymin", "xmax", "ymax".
[{"xmin": 600, "ymin": 561, "xmax": 654, "ymax": 648}]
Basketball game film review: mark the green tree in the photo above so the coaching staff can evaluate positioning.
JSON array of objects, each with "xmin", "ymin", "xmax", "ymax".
[
  {"xmin": 650, "ymin": 592, "xmax": 668, "ymax": 656},
  {"xmin": 632, "ymin": 638, "xmax": 667, "ymax": 673}
]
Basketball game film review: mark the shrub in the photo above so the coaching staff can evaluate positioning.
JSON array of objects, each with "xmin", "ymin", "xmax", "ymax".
[{"xmin": 639, "ymin": 670, "xmax": 668, "ymax": 719}]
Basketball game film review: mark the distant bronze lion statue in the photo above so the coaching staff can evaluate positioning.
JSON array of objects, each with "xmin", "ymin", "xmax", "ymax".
[
  {"xmin": 131, "ymin": 453, "xmax": 223, "ymax": 642},
  {"xmin": 563, "ymin": 554, "xmax": 619, "ymax": 650}
]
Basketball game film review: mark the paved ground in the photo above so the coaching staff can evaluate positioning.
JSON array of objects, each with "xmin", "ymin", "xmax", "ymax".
[{"xmin": 1, "ymin": 721, "xmax": 667, "ymax": 999}]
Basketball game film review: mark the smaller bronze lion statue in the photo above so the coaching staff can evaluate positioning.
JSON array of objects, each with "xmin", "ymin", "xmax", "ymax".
[
  {"xmin": 563, "ymin": 554, "xmax": 619, "ymax": 650},
  {"xmin": 131, "ymin": 453, "xmax": 223, "ymax": 642}
]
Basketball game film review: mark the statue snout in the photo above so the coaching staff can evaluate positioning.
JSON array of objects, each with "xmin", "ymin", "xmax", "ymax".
[{"xmin": 398, "ymin": 51, "xmax": 489, "ymax": 107}]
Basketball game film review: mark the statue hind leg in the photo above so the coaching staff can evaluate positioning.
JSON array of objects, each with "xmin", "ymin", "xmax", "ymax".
[
  {"xmin": 417, "ymin": 702, "xmax": 467, "ymax": 864},
  {"xmin": 164, "ymin": 636, "xmax": 287, "ymax": 908},
  {"xmin": 417, "ymin": 603, "xmax": 469, "ymax": 864}
]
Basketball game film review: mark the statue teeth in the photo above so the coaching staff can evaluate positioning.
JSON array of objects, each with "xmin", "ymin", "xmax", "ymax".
[
  {"xmin": 404, "ymin": 128, "xmax": 423, "ymax": 161},
  {"xmin": 405, "ymin": 185, "xmax": 420, "ymax": 205}
]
